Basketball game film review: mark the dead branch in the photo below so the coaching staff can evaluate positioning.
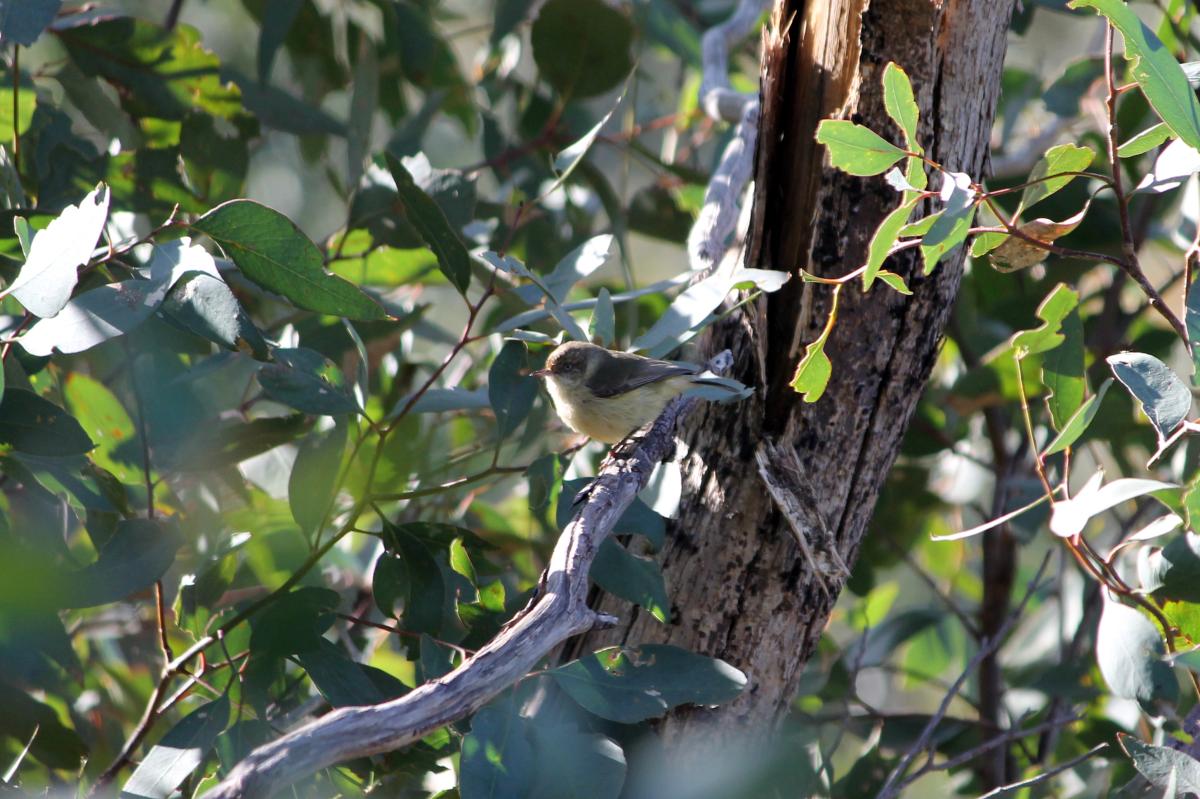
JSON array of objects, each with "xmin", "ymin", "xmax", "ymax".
[{"xmin": 201, "ymin": 352, "xmax": 733, "ymax": 799}]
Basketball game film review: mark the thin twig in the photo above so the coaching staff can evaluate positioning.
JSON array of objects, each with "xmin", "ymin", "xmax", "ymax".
[
  {"xmin": 974, "ymin": 743, "xmax": 1108, "ymax": 799},
  {"xmin": 876, "ymin": 553, "xmax": 1052, "ymax": 799}
]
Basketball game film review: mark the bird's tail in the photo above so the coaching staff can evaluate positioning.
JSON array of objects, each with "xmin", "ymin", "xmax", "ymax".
[{"xmin": 686, "ymin": 375, "xmax": 753, "ymax": 402}]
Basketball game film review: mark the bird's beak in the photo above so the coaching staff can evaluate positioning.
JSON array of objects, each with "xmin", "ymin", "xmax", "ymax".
[{"xmin": 530, "ymin": 368, "xmax": 550, "ymax": 378}]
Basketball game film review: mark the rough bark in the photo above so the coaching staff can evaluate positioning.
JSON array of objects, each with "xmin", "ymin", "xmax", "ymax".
[{"xmin": 560, "ymin": 0, "xmax": 1014, "ymax": 749}]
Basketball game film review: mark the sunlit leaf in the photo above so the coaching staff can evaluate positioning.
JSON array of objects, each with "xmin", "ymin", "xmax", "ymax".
[
  {"xmin": 1011, "ymin": 283, "xmax": 1079, "ymax": 358},
  {"xmin": 816, "ymin": 120, "xmax": 906, "ymax": 176},
  {"xmin": 4, "ymin": 183, "xmax": 109, "ymax": 318},
  {"xmin": 1050, "ymin": 473, "xmax": 1176, "ymax": 538},
  {"xmin": 1020, "ymin": 143, "xmax": 1094, "ymax": 210}
]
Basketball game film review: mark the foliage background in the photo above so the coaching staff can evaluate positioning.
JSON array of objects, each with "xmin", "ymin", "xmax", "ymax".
[{"xmin": 7, "ymin": 0, "xmax": 1200, "ymax": 797}]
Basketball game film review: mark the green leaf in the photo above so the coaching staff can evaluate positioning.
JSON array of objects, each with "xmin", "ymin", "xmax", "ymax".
[
  {"xmin": 1042, "ymin": 378, "xmax": 1112, "ymax": 455},
  {"xmin": 1118, "ymin": 122, "xmax": 1174, "ymax": 157},
  {"xmin": 589, "ymin": 540, "xmax": 669, "ymax": 622},
  {"xmin": 68, "ymin": 518, "xmax": 185, "ymax": 608},
  {"xmin": 874, "ymin": 271, "xmax": 912, "ymax": 295},
  {"xmin": 122, "ymin": 696, "xmax": 229, "ymax": 799},
  {"xmin": 296, "ymin": 641, "xmax": 385, "ymax": 708},
  {"xmin": 1096, "ymin": 597, "xmax": 1177, "ymax": 706},
  {"xmin": 0, "ymin": 0, "xmax": 61, "ymax": 46},
  {"xmin": 1070, "ymin": 0, "xmax": 1200, "ymax": 152},
  {"xmin": 531, "ymin": 0, "xmax": 634, "ymax": 99},
  {"xmin": 789, "ymin": 325, "xmax": 833, "ymax": 403},
  {"xmin": 1119, "ymin": 735, "xmax": 1200, "ymax": 795},
  {"xmin": 1020, "ymin": 143, "xmax": 1095, "ymax": 211},
  {"xmin": 816, "ymin": 120, "xmax": 906, "ymax": 176},
  {"xmin": 488, "ymin": 341, "xmax": 538, "ymax": 440},
  {"xmin": 882, "ymin": 62, "xmax": 920, "ymax": 152},
  {"xmin": 0, "ymin": 390, "xmax": 94, "ymax": 456},
  {"xmin": 550, "ymin": 645, "xmax": 746, "ymax": 724},
  {"xmin": 863, "ymin": 198, "xmax": 917, "ymax": 289},
  {"xmin": 380, "ymin": 521, "xmax": 461, "ymax": 638},
  {"xmin": 1108, "ymin": 351, "xmax": 1192, "ymax": 442},
  {"xmin": 921, "ymin": 172, "xmax": 976, "ymax": 273},
  {"xmin": 1011, "ymin": 283, "xmax": 1079, "ymax": 358},
  {"xmin": 460, "ymin": 702, "xmax": 536, "ymax": 799},
  {"xmin": 250, "ymin": 587, "xmax": 339, "ymax": 656},
  {"xmin": 258, "ymin": 348, "xmax": 360, "ymax": 416},
  {"xmin": 193, "ymin": 200, "xmax": 385, "ymax": 320},
  {"xmin": 1043, "ymin": 306, "xmax": 1085, "ymax": 429},
  {"xmin": 384, "ymin": 154, "xmax": 472, "ymax": 296},
  {"xmin": 4, "ymin": 183, "xmax": 109, "ymax": 318},
  {"xmin": 289, "ymin": 422, "xmax": 348, "ymax": 537},
  {"xmin": 60, "ymin": 19, "xmax": 242, "ymax": 121}
]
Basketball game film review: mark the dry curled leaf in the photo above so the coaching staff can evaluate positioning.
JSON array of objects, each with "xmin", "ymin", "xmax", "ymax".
[{"xmin": 988, "ymin": 206, "xmax": 1087, "ymax": 272}]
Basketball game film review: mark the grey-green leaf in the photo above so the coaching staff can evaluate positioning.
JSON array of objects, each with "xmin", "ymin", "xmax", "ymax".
[
  {"xmin": 1096, "ymin": 597, "xmax": 1177, "ymax": 706},
  {"xmin": 489, "ymin": 341, "xmax": 538, "ymax": 439},
  {"xmin": 121, "ymin": 696, "xmax": 229, "ymax": 799},
  {"xmin": 259, "ymin": 348, "xmax": 360, "ymax": 416},
  {"xmin": 1107, "ymin": 352, "xmax": 1192, "ymax": 442}
]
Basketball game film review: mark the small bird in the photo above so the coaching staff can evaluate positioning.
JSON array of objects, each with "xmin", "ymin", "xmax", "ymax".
[{"xmin": 531, "ymin": 341, "xmax": 746, "ymax": 443}]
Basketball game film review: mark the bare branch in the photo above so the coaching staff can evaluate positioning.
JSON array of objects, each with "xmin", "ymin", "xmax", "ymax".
[
  {"xmin": 202, "ymin": 353, "xmax": 733, "ymax": 799},
  {"xmin": 876, "ymin": 552, "xmax": 1052, "ymax": 799},
  {"xmin": 700, "ymin": 0, "xmax": 770, "ymax": 123}
]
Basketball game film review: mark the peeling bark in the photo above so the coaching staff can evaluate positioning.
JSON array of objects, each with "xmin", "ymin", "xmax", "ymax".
[{"xmin": 561, "ymin": 0, "xmax": 1013, "ymax": 750}]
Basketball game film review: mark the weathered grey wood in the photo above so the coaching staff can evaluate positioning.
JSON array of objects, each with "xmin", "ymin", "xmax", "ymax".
[
  {"xmin": 559, "ymin": 0, "xmax": 1014, "ymax": 752},
  {"xmin": 202, "ymin": 354, "xmax": 732, "ymax": 799}
]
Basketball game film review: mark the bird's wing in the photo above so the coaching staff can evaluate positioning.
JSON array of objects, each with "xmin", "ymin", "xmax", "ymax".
[{"xmin": 586, "ymin": 352, "xmax": 698, "ymax": 398}]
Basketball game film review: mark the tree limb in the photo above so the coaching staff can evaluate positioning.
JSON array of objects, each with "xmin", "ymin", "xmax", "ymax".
[{"xmin": 202, "ymin": 352, "xmax": 733, "ymax": 799}]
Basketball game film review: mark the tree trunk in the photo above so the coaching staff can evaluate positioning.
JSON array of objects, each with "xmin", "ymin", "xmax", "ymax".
[{"xmin": 561, "ymin": 0, "xmax": 1013, "ymax": 748}]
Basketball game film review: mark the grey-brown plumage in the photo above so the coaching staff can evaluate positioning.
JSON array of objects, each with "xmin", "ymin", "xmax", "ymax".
[{"xmin": 533, "ymin": 341, "xmax": 743, "ymax": 442}]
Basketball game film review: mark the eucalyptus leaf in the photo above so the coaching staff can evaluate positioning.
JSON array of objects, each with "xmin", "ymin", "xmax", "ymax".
[
  {"xmin": 1108, "ymin": 352, "xmax": 1192, "ymax": 442},
  {"xmin": 5, "ymin": 183, "xmax": 109, "ymax": 318}
]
